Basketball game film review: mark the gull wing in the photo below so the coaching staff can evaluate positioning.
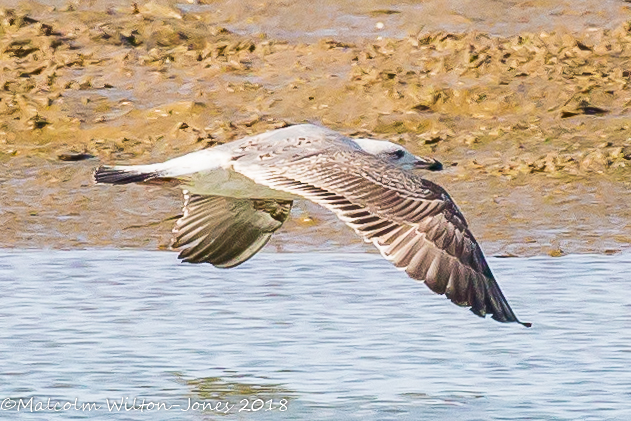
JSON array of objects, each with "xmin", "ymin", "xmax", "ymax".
[
  {"xmin": 232, "ymin": 149, "xmax": 530, "ymax": 326},
  {"xmin": 171, "ymin": 192, "xmax": 292, "ymax": 268}
]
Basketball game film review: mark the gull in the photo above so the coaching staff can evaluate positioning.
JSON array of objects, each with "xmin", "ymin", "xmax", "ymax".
[{"xmin": 94, "ymin": 123, "xmax": 530, "ymax": 326}]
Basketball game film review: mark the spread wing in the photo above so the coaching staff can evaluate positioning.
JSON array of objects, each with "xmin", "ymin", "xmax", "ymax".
[
  {"xmin": 171, "ymin": 192, "xmax": 292, "ymax": 268},
  {"xmin": 232, "ymin": 151, "xmax": 530, "ymax": 326}
]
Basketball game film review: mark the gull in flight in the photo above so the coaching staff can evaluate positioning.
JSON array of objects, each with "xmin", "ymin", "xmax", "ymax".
[{"xmin": 94, "ymin": 124, "xmax": 530, "ymax": 326}]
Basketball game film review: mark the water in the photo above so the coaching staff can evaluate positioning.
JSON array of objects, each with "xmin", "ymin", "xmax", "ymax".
[{"xmin": 0, "ymin": 249, "xmax": 630, "ymax": 420}]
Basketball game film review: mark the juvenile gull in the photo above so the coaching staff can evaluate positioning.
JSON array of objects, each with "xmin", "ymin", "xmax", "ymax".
[{"xmin": 94, "ymin": 124, "xmax": 530, "ymax": 326}]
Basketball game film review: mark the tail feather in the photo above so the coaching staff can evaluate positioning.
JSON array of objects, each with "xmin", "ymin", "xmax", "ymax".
[{"xmin": 94, "ymin": 165, "xmax": 159, "ymax": 184}]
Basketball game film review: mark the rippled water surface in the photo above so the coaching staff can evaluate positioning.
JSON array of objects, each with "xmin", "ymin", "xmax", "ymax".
[{"xmin": 1, "ymin": 250, "xmax": 631, "ymax": 420}]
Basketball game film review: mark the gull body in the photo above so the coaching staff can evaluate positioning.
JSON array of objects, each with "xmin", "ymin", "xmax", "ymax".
[
  {"xmin": 94, "ymin": 123, "xmax": 529, "ymax": 326},
  {"xmin": 105, "ymin": 125, "xmax": 436, "ymax": 199}
]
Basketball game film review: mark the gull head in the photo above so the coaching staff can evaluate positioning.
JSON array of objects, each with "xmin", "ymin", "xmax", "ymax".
[{"xmin": 352, "ymin": 138, "xmax": 443, "ymax": 171}]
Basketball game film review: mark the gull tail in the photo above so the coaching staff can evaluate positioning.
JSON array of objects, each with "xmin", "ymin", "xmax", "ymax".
[
  {"xmin": 94, "ymin": 149, "xmax": 228, "ymax": 185},
  {"xmin": 94, "ymin": 164, "xmax": 161, "ymax": 184}
]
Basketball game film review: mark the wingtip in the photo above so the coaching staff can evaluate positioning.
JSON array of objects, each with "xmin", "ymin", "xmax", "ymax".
[
  {"xmin": 477, "ymin": 306, "xmax": 531, "ymax": 328},
  {"xmin": 488, "ymin": 311, "xmax": 532, "ymax": 328}
]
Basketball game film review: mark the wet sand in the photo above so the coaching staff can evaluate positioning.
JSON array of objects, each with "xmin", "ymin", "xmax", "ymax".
[{"xmin": 2, "ymin": 1, "xmax": 631, "ymax": 257}]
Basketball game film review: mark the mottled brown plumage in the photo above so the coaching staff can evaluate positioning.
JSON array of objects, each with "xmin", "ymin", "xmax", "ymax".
[
  {"xmin": 94, "ymin": 124, "xmax": 529, "ymax": 326},
  {"xmin": 172, "ymin": 193, "xmax": 292, "ymax": 268},
  {"xmin": 232, "ymin": 149, "xmax": 528, "ymax": 325}
]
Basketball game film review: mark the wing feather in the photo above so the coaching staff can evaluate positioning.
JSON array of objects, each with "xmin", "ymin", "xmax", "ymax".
[
  {"xmin": 232, "ymin": 151, "xmax": 530, "ymax": 326},
  {"xmin": 171, "ymin": 193, "xmax": 292, "ymax": 268}
]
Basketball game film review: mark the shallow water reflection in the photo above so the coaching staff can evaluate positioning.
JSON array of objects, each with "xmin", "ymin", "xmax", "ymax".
[{"xmin": 1, "ymin": 250, "xmax": 630, "ymax": 420}]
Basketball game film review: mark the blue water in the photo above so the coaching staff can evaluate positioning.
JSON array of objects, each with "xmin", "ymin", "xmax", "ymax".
[{"xmin": 1, "ymin": 250, "xmax": 630, "ymax": 420}]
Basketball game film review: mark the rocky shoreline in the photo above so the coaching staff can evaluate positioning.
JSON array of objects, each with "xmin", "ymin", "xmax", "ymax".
[{"xmin": 2, "ymin": 3, "xmax": 631, "ymax": 256}]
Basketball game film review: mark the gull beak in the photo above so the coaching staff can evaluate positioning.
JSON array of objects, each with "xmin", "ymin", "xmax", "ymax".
[{"xmin": 413, "ymin": 156, "xmax": 443, "ymax": 171}]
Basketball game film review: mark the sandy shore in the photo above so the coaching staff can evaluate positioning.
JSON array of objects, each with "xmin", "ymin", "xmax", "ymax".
[{"xmin": 2, "ymin": 2, "xmax": 631, "ymax": 257}]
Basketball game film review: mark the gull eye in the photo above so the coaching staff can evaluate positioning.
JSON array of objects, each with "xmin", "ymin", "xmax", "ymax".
[{"xmin": 388, "ymin": 150, "xmax": 405, "ymax": 159}]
